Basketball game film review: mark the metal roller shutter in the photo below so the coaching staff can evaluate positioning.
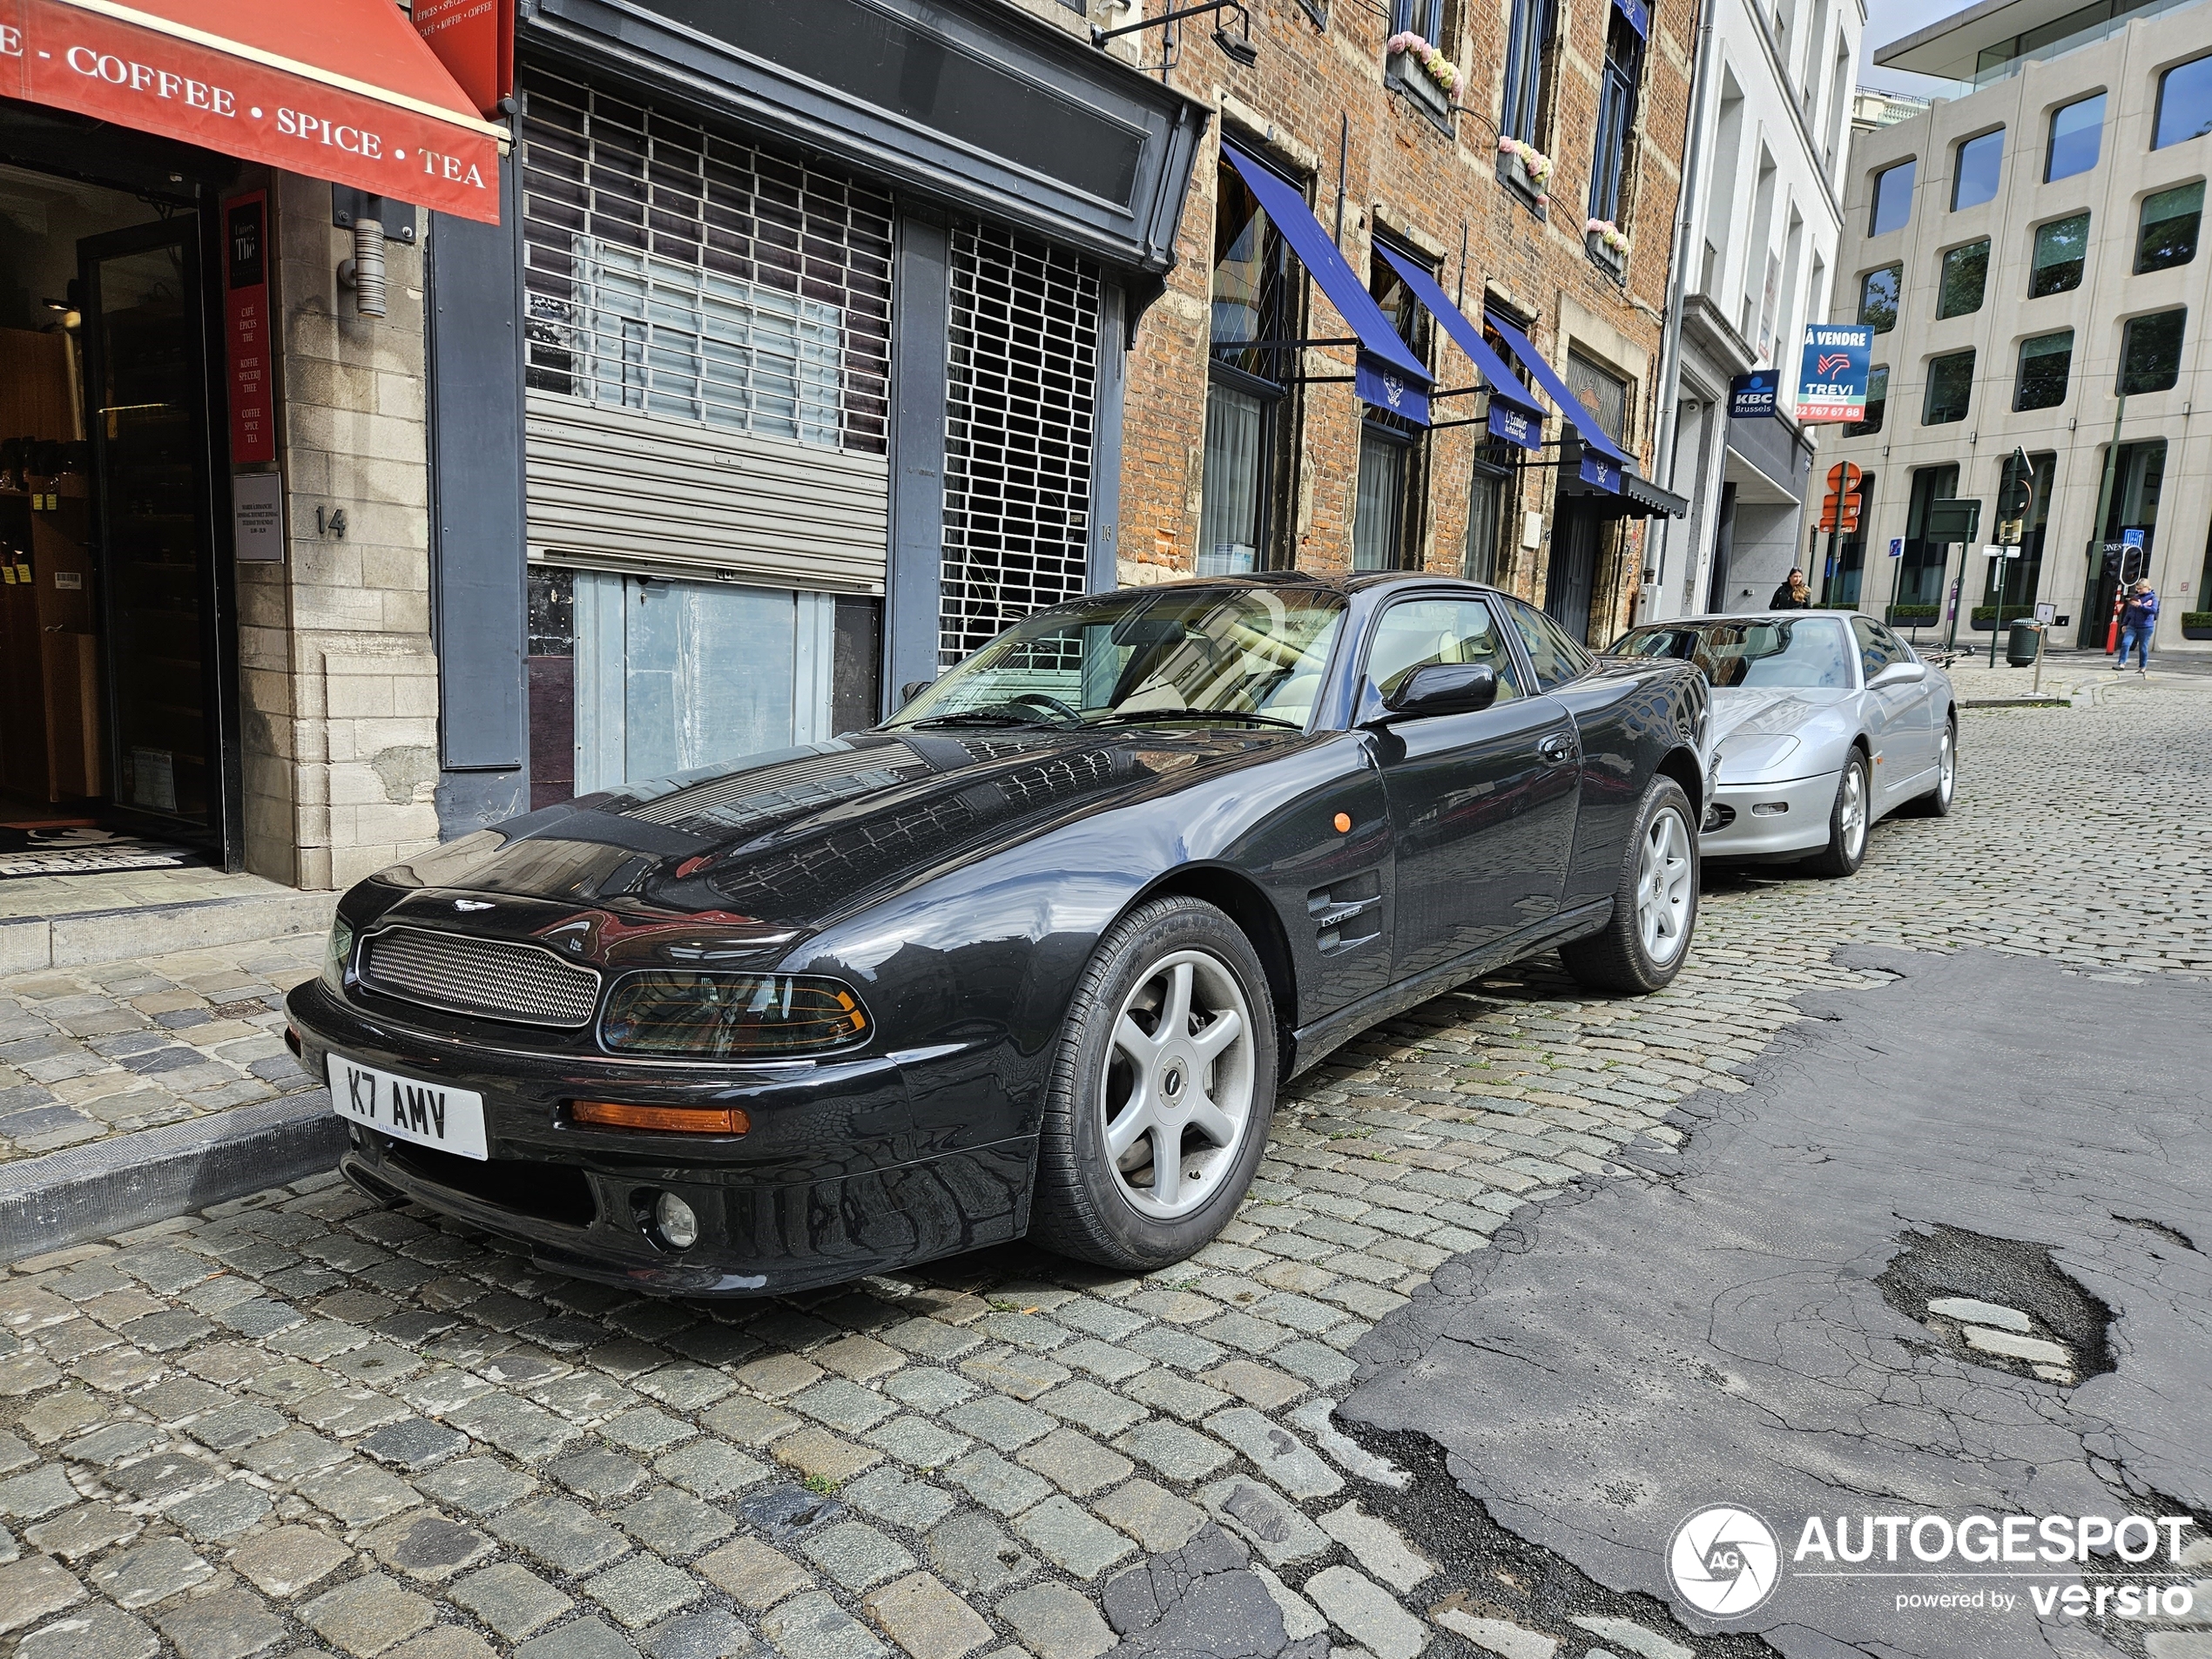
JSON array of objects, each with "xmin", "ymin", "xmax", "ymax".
[{"xmin": 518, "ymin": 66, "xmax": 894, "ymax": 590}]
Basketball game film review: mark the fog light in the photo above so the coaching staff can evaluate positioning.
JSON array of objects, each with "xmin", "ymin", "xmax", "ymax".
[
  {"xmin": 654, "ymin": 1192, "xmax": 700, "ymax": 1251},
  {"xmin": 1750, "ymin": 801, "xmax": 1790, "ymax": 816}
]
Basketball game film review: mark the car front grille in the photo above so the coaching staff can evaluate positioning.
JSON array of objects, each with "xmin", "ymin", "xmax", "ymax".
[{"xmin": 360, "ymin": 927, "xmax": 601, "ymax": 1028}]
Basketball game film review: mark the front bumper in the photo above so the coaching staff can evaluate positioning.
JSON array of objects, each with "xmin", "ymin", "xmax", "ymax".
[
  {"xmin": 287, "ymin": 979, "xmax": 1031, "ymax": 1296},
  {"xmin": 1700, "ymin": 769, "xmax": 1840, "ymax": 859}
]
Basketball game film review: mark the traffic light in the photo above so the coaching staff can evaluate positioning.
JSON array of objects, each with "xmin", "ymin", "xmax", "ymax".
[{"xmin": 1995, "ymin": 448, "xmax": 2035, "ymax": 545}]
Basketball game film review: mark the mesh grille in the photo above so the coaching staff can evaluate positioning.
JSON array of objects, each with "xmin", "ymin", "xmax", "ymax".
[
  {"xmin": 361, "ymin": 928, "xmax": 602, "ymax": 1029},
  {"xmin": 519, "ymin": 65, "xmax": 894, "ymax": 455},
  {"xmin": 940, "ymin": 221, "xmax": 1101, "ymax": 666}
]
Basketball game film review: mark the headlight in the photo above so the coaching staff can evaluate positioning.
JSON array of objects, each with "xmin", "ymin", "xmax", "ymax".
[
  {"xmin": 1715, "ymin": 734, "xmax": 1802, "ymax": 781},
  {"xmin": 600, "ymin": 973, "xmax": 870, "ymax": 1058},
  {"xmin": 322, "ymin": 918, "xmax": 355, "ymax": 990}
]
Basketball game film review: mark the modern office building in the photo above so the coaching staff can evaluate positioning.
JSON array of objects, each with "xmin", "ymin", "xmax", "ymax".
[
  {"xmin": 1816, "ymin": 0, "xmax": 2212, "ymax": 652},
  {"xmin": 1646, "ymin": 0, "xmax": 1863, "ymax": 619}
]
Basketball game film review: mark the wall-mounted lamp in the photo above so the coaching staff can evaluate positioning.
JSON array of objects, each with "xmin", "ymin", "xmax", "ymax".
[
  {"xmin": 1094, "ymin": 0, "xmax": 1258, "ymax": 67},
  {"xmin": 42, "ymin": 296, "xmax": 80, "ymax": 334},
  {"xmin": 332, "ymin": 186, "xmax": 416, "ymax": 321}
]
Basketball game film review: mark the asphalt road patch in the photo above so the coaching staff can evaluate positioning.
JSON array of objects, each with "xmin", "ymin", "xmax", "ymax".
[{"xmin": 1342, "ymin": 946, "xmax": 2212, "ymax": 1659}]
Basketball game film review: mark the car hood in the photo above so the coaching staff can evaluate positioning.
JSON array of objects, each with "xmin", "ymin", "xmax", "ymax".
[
  {"xmin": 1708, "ymin": 685, "xmax": 1854, "ymax": 748},
  {"xmin": 352, "ymin": 726, "xmax": 1301, "ymax": 965}
]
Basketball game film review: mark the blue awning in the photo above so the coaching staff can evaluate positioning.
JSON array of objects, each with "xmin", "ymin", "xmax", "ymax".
[
  {"xmin": 1613, "ymin": 0, "xmax": 1650, "ymax": 39},
  {"xmin": 1372, "ymin": 245, "xmax": 1545, "ymax": 452},
  {"xmin": 1483, "ymin": 312, "xmax": 1634, "ymax": 469},
  {"xmin": 1221, "ymin": 143, "xmax": 1431, "ymax": 426}
]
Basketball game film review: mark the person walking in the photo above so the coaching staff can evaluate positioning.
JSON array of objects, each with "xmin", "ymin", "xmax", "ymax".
[
  {"xmin": 1770, "ymin": 569, "xmax": 1814, "ymax": 610},
  {"xmin": 2115, "ymin": 578, "xmax": 2158, "ymax": 673}
]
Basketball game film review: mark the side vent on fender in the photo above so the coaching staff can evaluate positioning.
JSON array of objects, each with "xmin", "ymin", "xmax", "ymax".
[{"xmin": 1308, "ymin": 871, "xmax": 1384, "ymax": 954}]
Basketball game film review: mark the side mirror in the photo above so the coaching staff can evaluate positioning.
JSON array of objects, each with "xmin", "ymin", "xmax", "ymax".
[
  {"xmin": 1378, "ymin": 663, "xmax": 1500, "ymax": 722},
  {"xmin": 899, "ymin": 678, "xmax": 935, "ymax": 708},
  {"xmin": 1869, "ymin": 661, "xmax": 1928, "ymax": 689}
]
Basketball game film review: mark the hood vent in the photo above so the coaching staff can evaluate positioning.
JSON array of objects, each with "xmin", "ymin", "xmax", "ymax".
[{"xmin": 627, "ymin": 743, "xmax": 929, "ymax": 833}]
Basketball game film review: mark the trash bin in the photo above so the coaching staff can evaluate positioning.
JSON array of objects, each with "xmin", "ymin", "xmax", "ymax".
[{"xmin": 2007, "ymin": 619, "xmax": 2041, "ymax": 666}]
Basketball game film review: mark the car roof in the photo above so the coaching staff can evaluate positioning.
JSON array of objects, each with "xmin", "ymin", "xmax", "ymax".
[{"xmin": 1123, "ymin": 571, "xmax": 1503, "ymax": 598}]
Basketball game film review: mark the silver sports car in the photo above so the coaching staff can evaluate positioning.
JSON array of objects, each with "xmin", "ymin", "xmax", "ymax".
[{"xmin": 1608, "ymin": 611, "xmax": 1956, "ymax": 876}]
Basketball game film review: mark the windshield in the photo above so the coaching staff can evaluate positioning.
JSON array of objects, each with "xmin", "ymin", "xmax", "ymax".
[
  {"xmin": 1612, "ymin": 617, "xmax": 1855, "ymax": 691},
  {"xmin": 888, "ymin": 586, "xmax": 1345, "ymax": 732}
]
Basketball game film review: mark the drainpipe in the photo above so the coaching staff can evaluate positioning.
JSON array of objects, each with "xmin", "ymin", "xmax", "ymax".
[{"xmin": 1646, "ymin": 4, "xmax": 1720, "ymax": 617}]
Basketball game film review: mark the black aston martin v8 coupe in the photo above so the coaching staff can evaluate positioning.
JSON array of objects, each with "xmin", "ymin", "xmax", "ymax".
[{"xmin": 287, "ymin": 574, "xmax": 1709, "ymax": 1294}]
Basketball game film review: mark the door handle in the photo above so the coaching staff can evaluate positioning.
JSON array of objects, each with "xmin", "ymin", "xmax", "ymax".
[{"xmin": 1537, "ymin": 733, "xmax": 1575, "ymax": 764}]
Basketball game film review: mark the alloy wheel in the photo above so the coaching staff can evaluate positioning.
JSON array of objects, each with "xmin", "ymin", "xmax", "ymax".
[
  {"xmin": 1100, "ymin": 949, "xmax": 1257, "ymax": 1220},
  {"xmin": 1938, "ymin": 729, "xmax": 1956, "ymax": 804},
  {"xmin": 1841, "ymin": 764, "xmax": 1868, "ymax": 859},
  {"xmin": 1636, "ymin": 808, "xmax": 1694, "ymax": 966}
]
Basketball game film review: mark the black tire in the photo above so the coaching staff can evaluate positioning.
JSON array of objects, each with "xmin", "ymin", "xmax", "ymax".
[
  {"xmin": 1559, "ymin": 775, "xmax": 1699, "ymax": 995},
  {"xmin": 1030, "ymin": 895, "xmax": 1278, "ymax": 1271},
  {"xmin": 1803, "ymin": 748, "xmax": 1871, "ymax": 877},
  {"xmin": 1905, "ymin": 715, "xmax": 1958, "ymax": 817}
]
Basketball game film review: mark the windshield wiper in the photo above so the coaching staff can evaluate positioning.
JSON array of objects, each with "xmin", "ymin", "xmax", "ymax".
[
  {"xmin": 1093, "ymin": 709, "xmax": 1303, "ymax": 731},
  {"xmin": 907, "ymin": 711, "xmax": 1055, "ymax": 728}
]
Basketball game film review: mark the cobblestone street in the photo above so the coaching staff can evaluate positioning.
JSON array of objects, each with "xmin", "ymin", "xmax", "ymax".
[{"xmin": 3, "ymin": 673, "xmax": 2209, "ymax": 1659}]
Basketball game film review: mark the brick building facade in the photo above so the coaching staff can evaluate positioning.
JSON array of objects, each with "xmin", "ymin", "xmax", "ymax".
[{"xmin": 1076, "ymin": 0, "xmax": 1697, "ymax": 643}]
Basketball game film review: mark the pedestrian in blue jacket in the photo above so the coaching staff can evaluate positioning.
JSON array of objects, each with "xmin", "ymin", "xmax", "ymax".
[{"xmin": 2116, "ymin": 580, "xmax": 2158, "ymax": 672}]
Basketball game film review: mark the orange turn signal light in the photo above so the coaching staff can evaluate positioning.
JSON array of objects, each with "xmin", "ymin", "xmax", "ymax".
[
  {"xmin": 570, "ymin": 1101, "xmax": 751, "ymax": 1135},
  {"xmin": 1332, "ymin": 813, "xmax": 1352, "ymax": 833}
]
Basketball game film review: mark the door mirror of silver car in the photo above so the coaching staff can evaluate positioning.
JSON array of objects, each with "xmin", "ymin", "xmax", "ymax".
[
  {"xmin": 1869, "ymin": 661, "xmax": 1928, "ymax": 689},
  {"xmin": 1377, "ymin": 662, "xmax": 1500, "ymax": 722},
  {"xmin": 899, "ymin": 678, "xmax": 936, "ymax": 708}
]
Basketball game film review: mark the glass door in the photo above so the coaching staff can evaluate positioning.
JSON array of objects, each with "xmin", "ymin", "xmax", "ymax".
[{"xmin": 79, "ymin": 219, "xmax": 221, "ymax": 843}]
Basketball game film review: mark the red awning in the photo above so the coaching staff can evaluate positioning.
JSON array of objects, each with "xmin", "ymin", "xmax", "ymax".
[{"xmin": 1, "ymin": 0, "xmax": 505, "ymax": 222}]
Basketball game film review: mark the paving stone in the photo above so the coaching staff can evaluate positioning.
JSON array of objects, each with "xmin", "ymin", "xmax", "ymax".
[
  {"xmin": 1303, "ymin": 1565, "xmax": 1428, "ymax": 1659},
  {"xmin": 366, "ymin": 1511, "xmax": 496, "ymax": 1581},
  {"xmin": 88, "ymin": 1534, "xmax": 212, "ymax": 1608},
  {"xmin": 584, "ymin": 1550, "xmax": 704, "ymax": 1629},
  {"xmin": 1034, "ymin": 1379, "xmax": 1149, "ymax": 1438},
  {"xmin": 698, "ymin": 1535, "xmax": 813, "ymax": 1609},
  {"xmin": 640, "ymin": 1607, "xmax": 754, "ymax": 1659},
  {"xmin": 25, "ymin": 1498, "xmax": 138, "ymax": 1560},
  {"xmin": 449, "ymin": 1561, "xmax": 577, "ymax": 1640},
  {"xmin": 1198, "ymin": 1476, "xmax": 1334, "ymax": 1566},
  {"xmin": 737, "ymin": 1353, "xmax": 823, "ymax": 1399},
  {"xmin": 880, "ymin": 1369, "xmax": 979, "ymax": 1415},
  {"xmin": 421, "ymin": 1456, "xmax": 536, "ymax": 1516},
  {"xmin": 997, "ymin": 1581, "xmax": 1115, "ymax": 1659},
  {"xmin": 361, "ymin": 1417, "xmax": 470, "ymax": 1471},
  {"xmin": 1198, "ymin": 1359, "xmax": 1308, "ymax": 1410},
  {"xmin": 759, "ymin": 1589, "xmax": 887, "ymax": 1659},
  {"xmin": 1112, "ymin": 1420, "xmax": 1233, "ymax": 1484},
  {"xmin": 0, "ymin": 1553, "xmax": 84, "ymax": 1635},
  {"xmin": 1092, "ymin": 1478, "xmax": 1208, "ymax": 1554},
  {"xmin": 1, "ymin": 1462, "xmax": 81, "ymax": 1519},
  {"xmin": 1268, "ymin": 1340, "xmax": 1358, "ymax": 1390},
  {"xmin": 1118, "ymin": 1369, "xmax": 1230, "ymax": 1423},
  {"xmin": 641, "ymin": 1610, "xmax": 760, "ymax": 1659},
  {"xmin": 737, "ymin": 1482, "xmax": 846, "ymax": 1543},
  {"xmin": 792, "ymin": 1378, "xmax": 897, "ymax": 1437},
  {"xmin": 16, "ymin": 1600, "xmax": 158, "ymax": 1659},
  {"xmin": 773, "ymin": 1426, "xmax": 882, "ymax": 1486},
  {"xmin": 957, "ymin": 1348, "xmax": 1069, "ymax": 1400},
  {"xmin": 389, "ymin": 1629, "xmax": 502, "ymax": 1659},
  {"xmin": 702, "ymin": 1397, "xmax": 799, "ymax": 1449},
  {"xmin": 228, "ymin": 1523, "xmax": 354, "ymax": 1597},
  {"xmin": 300, "ymin": 1570, "xmax": 437, "ymax": 1656},
  {"xmin": 840, "ymin": 1465, "xmax": 959, "ymax": 1534},
  {"xmin": 655, "ymin": 1438, "xmax": 771, "ymax": 1501},
  {"xmin": 297, "ymin": 1457, "xmax": 424, "ymax": 1525},
  {"xmin": 1435, "ymin": 1610, "xmax": 1557, "ymax": 1659},
  {"xmin": 942, "ymin": 1448, "xmax": 1051, "ymax": 1516},
  {"xmin": 1317, "ymin": 1501, "xmax": 1433, "ymax": 1595},
  {"xmin": 943, "ymin": 1393, "xmax": 1052, "ymax": 1453},
  {"xmin": 602, "ymin": 1408, "xmax": 698, "ymax": 1456},
  {"xmin": 863, "ymin": 1414, "xmax": 970, "ymax": 1470},
  {"xmin": 152, "ymin": 1586, "xmax": 287, "ymax": 1659},
  {"xmin": 551, "ymin": 1445, "xmax": 651, "ymax": 1502},
  {"xmin": 1011, "ymin": 1493, "xmax": 1136, "ymax": 1579},
  {"xmin": 448, "ymin": 1394, "xmax": 584, "ymax": 1463},
  {"xmin": 1015, "ymin": 1427, "xmax": 1133, "ymax": 1497},
  {"xmin": 1206, "ymin": 1406, "xmax": 1342, "ymax": 1500},
  {"xmin": 814, "ymin": 1335, "xmax": 905, "ymax": 1383},
  {"xmin": 863, "ymin": 1570, "xmax": 994, "ymax": 1659},
  {"xmin": 1566, "ymin": 1615, "xmax": 1689, "ymax": 1659},
  {"xmin": 801, "ymin": 1520, "xmax": 915, "ymax": 1591},
  {"xmin": 513, "ymin": 1615, "xmax": 641, "ymax": 1659},
  {"xmin": 924, "ymin": 1509, "xmax": 1036, "ymax": 1595},
  {"xmin": 614, "ymin": 1485, "xmax": 737, "ymax": 1557},
  {"xmin": 489, "ymin": 1494, "xmax": 634, "ymax": 1575}
]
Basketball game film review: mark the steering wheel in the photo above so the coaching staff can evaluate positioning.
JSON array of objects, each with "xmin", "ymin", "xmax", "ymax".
[{"xmin": 1007, "ymin": 692, "xmax": 1082, "ymax": 724}]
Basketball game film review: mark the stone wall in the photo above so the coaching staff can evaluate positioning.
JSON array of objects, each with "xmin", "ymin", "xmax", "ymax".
[{"xmin": 236, "ymin": 172, "xmax": 442, "ymax": 891}]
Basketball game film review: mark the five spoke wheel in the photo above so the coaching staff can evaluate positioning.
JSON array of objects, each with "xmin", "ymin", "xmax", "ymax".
[
  {"xmin": 1635, "ymin": 806, "xmax": 1695, "ymax": 967},
  {"xmin": 1101, "ymin": 950, "xmax": 1256, "ymax": 1219}
]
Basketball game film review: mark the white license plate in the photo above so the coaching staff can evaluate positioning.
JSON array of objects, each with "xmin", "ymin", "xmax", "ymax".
[{"xmin": 328, "ymin": 1055, "xmax": 489, "ymax": 1161}]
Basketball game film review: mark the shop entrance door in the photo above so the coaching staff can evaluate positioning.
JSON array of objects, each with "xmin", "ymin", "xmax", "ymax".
[
  {"xmin": 79, "ymin": 218, "xmax": 227, "ymax": 848},
  {"xmin": 1547, "ymin": 500, "xmax": 1601, "ymax": 644}
]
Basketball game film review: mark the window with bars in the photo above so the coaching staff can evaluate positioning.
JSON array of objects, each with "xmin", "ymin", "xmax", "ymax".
[
  {"xmin": 517, "ymin": 66, "xmax": 894, "ymax": 455},
  {"xmin": 940, "ymin": 221, "xmax": 1102, "ymax": 666}
]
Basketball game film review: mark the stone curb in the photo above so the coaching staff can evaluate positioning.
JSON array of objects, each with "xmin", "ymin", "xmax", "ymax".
[
  {"xmin": 0, "ymin": 1087, "xmax": 345, "ymax": 1264},
  {"xmin": 1961, "ymin": 695, "xmax": 2072, "ymax": 709},
  {"xmin": 0, "ymin": 888, "xmax": 337, "ymax": 975}
]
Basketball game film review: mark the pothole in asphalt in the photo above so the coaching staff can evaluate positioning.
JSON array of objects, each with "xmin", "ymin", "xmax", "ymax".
[
  {"xmin": 1875, "ymin": 1223, "xmax": 2114, "ymax": 1387},
  {"xmin": 1333, "ymin": 1420, "xmax": 1780, "ymax": 1657}
]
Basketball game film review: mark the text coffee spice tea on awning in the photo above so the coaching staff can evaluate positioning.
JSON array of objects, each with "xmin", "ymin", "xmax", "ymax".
[{"xmin": 1, "ymin": 0, "xmax": 506, "ymax": 222}]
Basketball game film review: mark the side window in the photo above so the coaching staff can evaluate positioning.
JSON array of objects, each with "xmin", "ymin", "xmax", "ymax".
[
  {"xmin": 1505, "ymin": 599, "xmax": 1595, "ymax": 689},
  {"xmin": 1366, "ymin": 598, "xmax": 1526, "ymax": 703},
  {"xmin": 1851, "ymin": 617, "xmax": 1905, "ymax": 679}
]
